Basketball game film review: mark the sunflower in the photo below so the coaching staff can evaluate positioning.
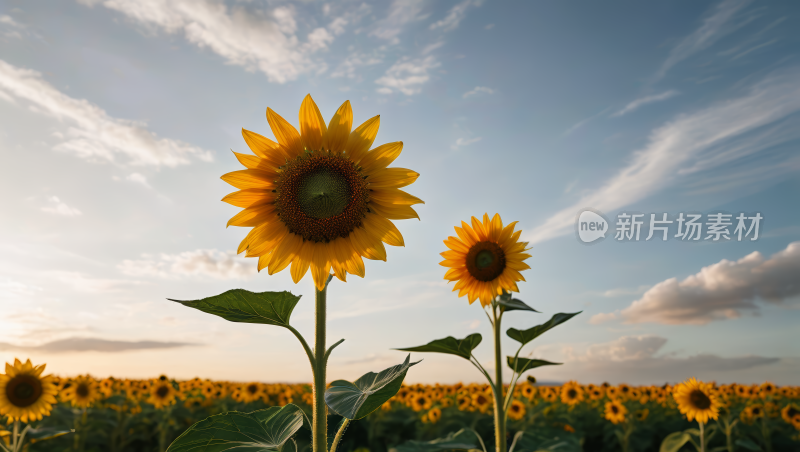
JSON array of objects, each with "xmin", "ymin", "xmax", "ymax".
[
  {"xmin": 589, "ymin": 387, "xmax": 605, "ymax": 401},
  {"xmin": 457, "ymin": 395, "xmax": 472, "ymax": 411},
  {"xmin": 440, "ymin": 214, "xmax": 531, "ymax": 306},
  {"xmin": 673, "ymin": 377, "xmax": 722, "ymax": 424},
  {"xmin": 759, "ymin": 382, "xmax": 776, "ymax": 399},
  {"xmin": 240, "ymin": 382, "xmax": 264, "ymax": 403},
  {"xmin": 222, "ymin": 95, "xmax": 422, "ymax": 291},
  {"xmin": 427, "ymin": 407, "xmax": 442, "ymax": 424},
  {"xmin": 410, "ymin": 393, "xmax": 432, "ymax": 412},
  {"xmin": 792, "ymin": 414, "xmax": 800, "ymax": 431},
  {"xmin": 782, "ymin": 404, "xmax": 800, "ymax": 424},
  {"xmin": 0, "ymin": 359, "xmax": 58, "ymax": 423},
  {"xmin": 636, "ymin": 408, "xmax": 649, "ymax": 421},
  {"xmin": 521, "ymin": 384, "xmax": 536, "ymax": 400},
  {"xmin": 508, "ymin": 400, "xmax": 526, "ymax": 420},
  {"xmin": 148, "ymin": 380, "xmax": 178, "ymax": 410},
  {"xmin": 741, "ymin": 404, "xmax": 764, "ymax": 424},
  {"xmin": 605, "ymin": 400, "xmax": 627, "ymax": 424},
  {"xmin": 560, "ymin": 381, "xmax": 584, "ymax": 405},
  {"xmin": 471, "ymin": 392, "xmax": 492, "ymax": 413},
  {"xmin": 62, "ymin": 375, "xmax": 101, "ymax": 408}
]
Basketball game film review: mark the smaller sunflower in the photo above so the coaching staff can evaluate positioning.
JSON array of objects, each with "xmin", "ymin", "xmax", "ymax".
[
  {"xmin": 560, "ymin": 381, "xmax": 584, "ymax": 405},
  {"xmin": 782, "ymin": 404, "xmax": 800, "ymax": 424},
  {"xmin": 471, "ymin": 392, "xmax": 492, "ymax": 413},
  {"xmin": 792, "ymin": 414, "xmax": 800, "ymax": 431},
  {"xmin": 239, "ymin": 382, "xmax": 264, "ymax": 403},
  {"xmin": 759, "ymin": 382, "xmax": 776, "ymax": 399},
  {"xmin": 62, "ymin": 375, "xmax": 101, "ymax": 408},
  {"xmin": 410, "ymin": 393, "xmax": 432, "ymax": 412},
  {"xmin": 508, "ymin": 400, "xmax": 526, "ymax": 420},
  {"xmin": 427, "ymin": 407, "xmax": 442, "ymax": 424},
  {"xmin": 457, "ymin": 395, "xmax": 472, "ymax": 411},
  {"xmin": 521, "ymin": 385, "xmax": 536, "ymax": 400},
  {"xmin": 148, "ymin": 380, "xmax": 177, "ymax": 410},
  {"xmin": 589, "ymin": 387, "xmax": 605, "ymax": 401},
  {"xmin": 605, "ymin": 400, "xmax": 627, "ymax": 424},
  {"xmin": 740, "ymin": 404, "xmax": 764, "ymax": 424},
  {"xmin": 0, "ymin": 359, "xmax": 58, "ymax": 423},
  {"xmin": 673, "ymin": 377, "xmax": 722, "ymax": 424},
  {"xmin": 636, "ymin": 408, "xmax": 649, "ymax": 421}
]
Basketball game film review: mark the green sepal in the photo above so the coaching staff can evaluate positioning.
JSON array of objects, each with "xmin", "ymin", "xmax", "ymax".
[
  {"xmin": 507, "ymin": 312, "xmax": 581, "ymax": 346},
  {"xmin": 395, "ymin": 428, "xmax": 484, "ymax": 452},
  {"xmin": 394, "ymin": 333, "xmax": 482, "ymax": 360},
  {"xmin": 507, "ymin": 356, "xmax": 562, "ymax": 374},
  {"xmin": 325, "ymin": 354, "xmax": 419, "ymax": 420},
  {"xmin": 497, "ymin": 292, "xmax": 539, "ymax": 313},
  {"xmin": 166, "ymin": 404, "xmax": 307, "ymax": 452},
  {"xmin": 169, "ymin": 290, "xmax": 301, "ymax": 327}
]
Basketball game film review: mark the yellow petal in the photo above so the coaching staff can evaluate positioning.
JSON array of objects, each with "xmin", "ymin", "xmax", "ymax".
[
  {"xmin": 359, "ymin": 141, "xmax": 403, "ymax": 173},
  {"xmin": 290, "ymin": 241, "xmax": 313, "ymax": 283},
  {"xmin": 363, "ymin": 213, "xmax": 405, "ymax": 247},
  {"xmin": 310, "ymin": 243, "xmax": 332, "ymax": 290},
  {"xmin": 232, "ymin": 152, "xmax": 279, "ymax": 174},
  {"xmin": 241, "ymin": 128, "xmax": 285, "ymax": 166},
  {"xmin": 267, "ymin": 233, "xmax": 302, "ymax": 274},
  {"xmin": 346, "ymin": 115, "xmax": 380, "ymax": 163},
  {"xmin": 368, "ymin": 168, "xmax": 419, "ymax": 189},
  {"xmin": 299, "ymin": 94, "xmax": 327, "ymax": 151},
  {"xmin": 443, "ymin": 236, "xmax": 470, "ymax": 253},
  {"xmin": 221, "ymin": 189, "xmax": 275, "ymax": 208},
  {"xmin": 370, "ymin": 188, "xmax": 424, "ymax": 207},
  {"xmin": 226, "ymin": 204, "xmax": 276, "ymax": 227},
  {"xmin": 323, "ymin": 100, "xmax": 353, "ymax": 153},
  {"xmin": 221, "ymin": 169, "xmax": 275, "ymax": 190},
  {"xmin": 351, "ymin": 226, "xmax": 387, "ymax": 261},
  {"xmin": 490, "ymin": 213, "xmax": 503, "ymax": 242},
  {"xmin": 267, "ymin": 108, "xmax": 303, "ymax": 158},
  {"xmin": 368, "ymin": 200, "xmax": 420, "ymax": 221}
]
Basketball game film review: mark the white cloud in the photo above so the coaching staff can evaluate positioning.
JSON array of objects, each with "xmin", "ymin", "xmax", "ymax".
[
  {"xmin": 126, "ymin": 172, "xmax": 151, "ymax": 188},
  {"xmin": 588, "ymin": 311, "xmax": 619, "ymax": 325},
  {"xmin": 611, "ymin": 90, "xmax": 680, "ymax": 117},
  {"xmin": 41, "ymin": 196, "xmax": 82, "ymax": 217},
  {"xmin": 118, "ymin": 249, "xmax": 255, "ymax": 280},
  {"xmin": 375, "ymin": 55, "xmax": 440, "ymax": 95},
  {"xmin": 0, "ymin": 279, "xmax": 42, "ymax": 297},
  {"xmin": 617, "ymin": 242, "xmax": 800, "ymax": 325},
  {"xmin": 654, "ymin": 0, "xmax": 753, "ymax": 82},
  {"xmin": 451, "ymin": 137, "xmax": 482, "ymax": 150},
  {"xmin": 331, "ymin": 51, "xmax": 383, "ymax": 80},
  {"xmin": 462, "ymin": 86, "xmax": 494, "ymax": 99},
  {"xmin": 0, "ymin": 59, "xmax": 213, "ymax": 167},
  {"xmin": 369, "ymin": 0, "xmax": 427, "ymax": 44},
  {"xmin": 49, "ymin": 271, "xmax": 136, "ymax": 293},
  {"xmin": 429, "ymin": 0, "xmax": 480, "ymax": 32},
  {"xmin": 80, "ymin": 0, "xmax": 338, "ymax": 83},
  {"xmin": 526, "ymin": 68, "xmax": 800, "ymax": 244}
]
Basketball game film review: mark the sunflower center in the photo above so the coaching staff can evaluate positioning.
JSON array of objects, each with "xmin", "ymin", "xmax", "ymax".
[
  {"xmin": 611, "ymin": 405, "xmax": 619, "ymax": 414},
  {"xmin": 6, "ymin": 375, "xmax": 43, "ymax": 407},
  {"xmin": 465, "ymin": 241, "xmax": 506, "ymax": 282},
  {"xmin": 77, "ymin": 383, "xmax": 89, "ymax": 398},
  {"xmin": 275, "ymin": 153, "xmax": 370, "ymax": 243},
  {"xmin": 156, "ymin": 386, "xmax": 170, "ymax": 398},
  {"xmin": 248, "ymin": 384, "xmax": 258, "ymax": 394},
  {"xmin": 689, "ymin": 389, "xmax": 711, "ymax": 410},
  {"xmin": 567, "ymin": 389, "xmax": 577, "ymax": 399}
]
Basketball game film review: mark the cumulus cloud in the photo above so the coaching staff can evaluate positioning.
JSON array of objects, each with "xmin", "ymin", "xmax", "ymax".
[
  {"xmin": 369, "ymin": 0, "xmax": 427, "ymax": 44},
  {"xmin": 78, "ymin": 1, "xmax": 340, "ymax": 83},
  {"xmin": 41, "ymin": 196, "xmax": 82, "ymax": 217},
  {"xmin": 118, "ymin": 249, "xmax": 255, "ymax": 280},
  {"xmin": 463, "ymin": 86, "xmax": 494, "ymax": 99},
  {"xmin": 617, "ymin": 241, "xmax": 800, "ymax": 325},
  {"xmin": 526, "ymin": 67, "xmax": 800, "ymax": 244},
  {"xmin": 451, "ymin": 137, "xmax": 482, "ymax": 150},
  {"xmin": 0, "ymin": 337, "xmax": 197, "ymax": 353},
  {"xmin": 0, "ymin": 59, "xmax": 213, "ymax": 167},
  {"xmin": 375, "ymin": 56, "xmax": 440, "ymax": 95},
  {"xmin": 429, "ymin": 0, "xmax": 481, "ymax": 32},
  {"xmin": 612, "ymin": 90, "xmax": 679, "ymax": 117}
]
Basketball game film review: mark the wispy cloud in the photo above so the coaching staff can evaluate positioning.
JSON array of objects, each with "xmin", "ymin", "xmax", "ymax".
[
  {"xmin": 526, "ymin": 68, "xmax": 800, "ymax": 244},
  {"xmin": 463, "ymin": 86, "xmax": 494, "ymax": 99},
  {"xmin": 611, "ymin": 90, "xmax": 679, "ymax": 117},
  {"xmin": 429, "ymin": 0, "xmax": 481, "ymax": 32},
  {"xmin": 369, "ymin": 0, "xmax": 427, "ymax": 44},
  {"xmin": 49, "ymin": 271, "xmax": 139, "ymax": 293},
  {"xmin": 0, "ymin": 337, "xmax": 197, "ymax": 353},
  {"xmin": 78, "ymin": 0, "xmax": 337, "ymax": 83},
  {"xmin": 126, "ymin": 172, "xmax": 151, "ymax": 188},
  {"xmin": 0, "ymin": 14, "xmax": 27, "ymax": 39},
  {"xmin": 451, "ymin": 137, "xmax": 482, "ymax": 150},
  {"xmin": 654, "ymin": 0, "xmax": 753, "ymax": 82},
  {"xmin": 0, "ymin": 60, "xmax": 213, "ymax": 167},
  {"xmin": 331, "ymin": 51, "xmax": 383, "ymax": 80},
  {"xmin": 375, "ymin": 55, "xmax": 440, "ymax": 95},
  {"xmin": 41, "ymin": 196, "xmax": 82, "ymax": 217},
  {"xmin": 118, "ymin": 249, "xmax": 255, "ymax": 280}
]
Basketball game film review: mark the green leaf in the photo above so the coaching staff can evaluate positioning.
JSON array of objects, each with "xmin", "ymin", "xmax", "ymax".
[
  {"xmin": 325, "ymin": 354, "xmax": 419, "ymax": 420},
  {"xmin": 394, "ymin": 333, "xmax": 482, "ymax": 360},
  {"xmin": 507, "ymin": 356, "xmax": 562, "ymax": 374},
  {"xmin": 659, "ymin": 432, "xmax": 692, "ymax": 452},
  {"xmin": 169, "ymin": 290, "xmax": 301, "ymax": 327},
  {"xmin": 167, "ymin": 404, "xmax": 306, "ymax": 452},
  {"xmin": 28, "ymin": 427, "xmax": 74, "ymax": 444},
  {"xmin": 497, "ymin": 292, "xmax": 539, "ymax": 313},
  {"xmin": 734, "ymin": 438, "xmax": 762, "ymax": 451},
  {"xmin": 507, "ymin": 312, "xmax": 581, "ymax": 346},
  {"xmin": 395, "ymin": 428, "xmax": 484, "ymax": 452},
  {"xmin": 515, "ymin": 429, "xmax": 581, "ymax": 452}
]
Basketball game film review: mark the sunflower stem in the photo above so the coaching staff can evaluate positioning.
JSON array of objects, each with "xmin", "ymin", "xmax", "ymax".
[
  {"xmin": 312, "ymin": 276, "xmax": 332, "ymax": 452},
  {"xmin": 699, "ymin": 421, "xmax": 705, "ymax": 452},
  {"xmin": 11, "ymin": 421, "xmax": 19, "ymax": 452},
  {"xmin": 491, "ymin": 302, "xmax": 507, "ymax": 452},
  {"xmin": 329, "ymin": 418, "xmax": 350, "ymax": 452}
]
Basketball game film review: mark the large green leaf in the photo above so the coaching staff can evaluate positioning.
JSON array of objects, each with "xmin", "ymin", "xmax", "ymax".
[
  {"xmin": 169, "ymin": 290, "xmax": 301, "ymax": 327},
  {"xmin": 395, "ymin": 428, "xmax": 484, "ymax": 452},
  {"xmin": 507, "ymin": 356, "xmax": 562, "ymax": 374},
  {"xmin": 659, "ymin": 431, "xmax": 693, "ymax": 452},
  {"xmin": 394, "ymin": 334, "xmax": 482, "ymax": 360},
  {"xmin": 325, "ymin": 354, "xmax": 419, "ymax": 420},
  {"xmin": 167, "ymin": 404, "xmax": 306, "ymax": 452},
  {"xmin": 497, "ymin": 292, "xmax": 539, "ymax": 313},
  {"xmin": 513, "ymin": 429, "xmax": 581, "ymax": 452},
  {"xmin": 507, "ymin": 312, "xmax": 581, "ymax": 346}
]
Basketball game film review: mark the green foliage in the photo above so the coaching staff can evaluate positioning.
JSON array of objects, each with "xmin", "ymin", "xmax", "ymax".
[
  {"xmin": 507, "ymin": 312, "xmax": 581, "ymax": 346},
  {"xmin": 395, "ymin": 428, "xmax": 485, "ymax": 452},
  {"xmin": 166, "ymin": 404, "xmax": 307, "ymax": 452},
  {"xmin": 506, "ymin": 357, "xmax": 562, "ymax": 374},
  {"xmin": 325, "ymin": 355, "xmax": 419, "ymax": 420},
  {"xmin": 169, "ymin": 290, "xmax": 301, "ymax": 328},
  {"xmin": 659, "ymin": 431, "xmax": 693, "ymax": 452},
  {"xmin": 395, "ymin": 334, "xmax": 482, "ymax": 360},
  {"xmin": 497, "ymin": 292, "xmax": 539, "ymax": 313},
  {"xmin": 513, "ymin": 429, "xmax": 582, "ymax": 452}
]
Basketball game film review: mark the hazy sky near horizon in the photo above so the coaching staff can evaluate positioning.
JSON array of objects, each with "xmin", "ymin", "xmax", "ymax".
[{"xmin": 1, "ymin": 0, "xmax": 799, "ymax": 386}]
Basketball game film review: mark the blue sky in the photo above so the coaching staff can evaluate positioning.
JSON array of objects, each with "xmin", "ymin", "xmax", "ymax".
[{"xmin": 1, "ymin": 0, "xmax": 799, "ymax": 385}]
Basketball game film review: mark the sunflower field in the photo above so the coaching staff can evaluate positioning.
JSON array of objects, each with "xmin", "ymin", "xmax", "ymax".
[{"xmin": 3, "ymin": 366, "xmax": 799, "ymax": 452}]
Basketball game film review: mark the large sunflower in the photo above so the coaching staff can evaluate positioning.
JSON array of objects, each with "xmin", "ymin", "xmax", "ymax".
[
  {"xmin": 440, "ymin": 214, "xmax": 531, "ymax": 306},
  {"xmin": 222, "ymin": 95, "xmax": 423, "ymax": 290},
  {"xmin": 604, "ymin": 400, "xmax": 627, "ymax": 424},
  {"xmin": 673, "ymin": 377, "xmax": 722, "ymax": 424},
  {"xmin": 0, "ymin": 359, "xmax": 58, "ymax": 423}
]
